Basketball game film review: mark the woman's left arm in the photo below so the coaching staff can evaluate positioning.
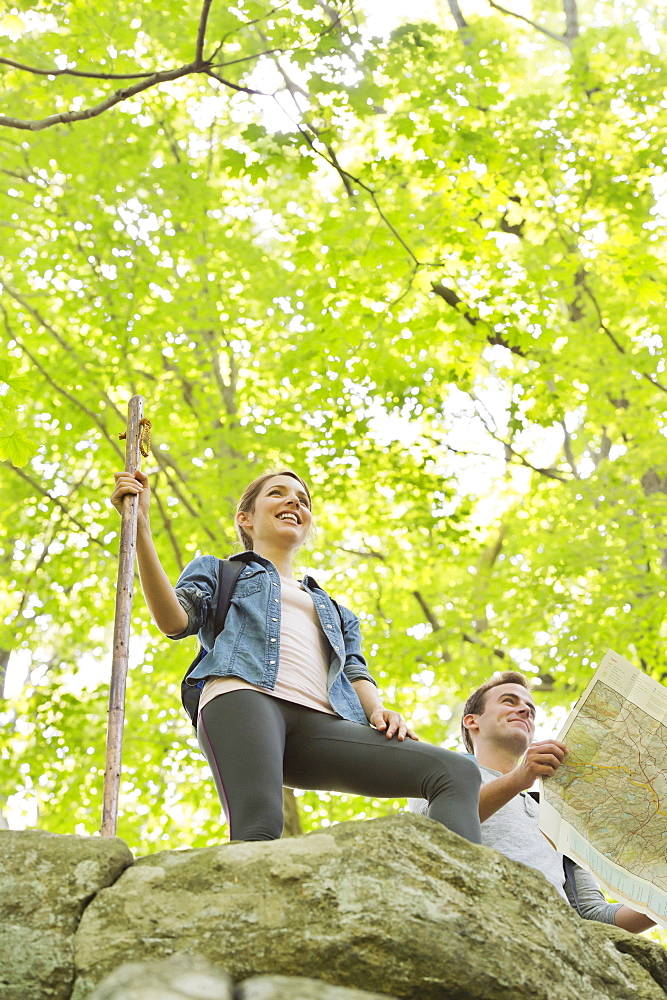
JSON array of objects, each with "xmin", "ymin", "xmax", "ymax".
[{"xmin": 352, "ymin": 679, "xmax": 419, "ymax": 741}]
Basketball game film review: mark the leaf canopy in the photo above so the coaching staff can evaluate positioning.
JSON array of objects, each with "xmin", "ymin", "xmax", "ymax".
[{"xmin": 0, "ymin": 1, "xmax": 665, "ymax": 874}]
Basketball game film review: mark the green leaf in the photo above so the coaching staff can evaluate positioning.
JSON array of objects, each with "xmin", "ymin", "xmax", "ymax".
[{"xmin": 0, "ymin": 430, "xmax": 37, "ymax": 466}]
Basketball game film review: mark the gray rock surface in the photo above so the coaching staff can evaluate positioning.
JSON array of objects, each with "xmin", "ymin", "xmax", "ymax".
[
  {"xmin": 85, "ymin": 954, "xmax": 232, "ymax": 1000},
  {"xmin": 0, "ymin": 828, "xmax": 132, "ymax": 1000},
  {"xmin": 85, "ymin": 962, "xmax": 395, "ymax": 1000},
  {"xmin": 71, "ymin": 814, "xmax": 667, "ymax": 1000},
  {"xmin": 238, "ymin": 974, "xmax": 399, "ymax": 1000}
]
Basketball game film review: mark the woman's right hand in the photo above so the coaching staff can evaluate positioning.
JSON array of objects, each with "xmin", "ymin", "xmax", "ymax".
[{"xmin": 111, "ymin": 470, "xmax": 150, "ymax": 519}]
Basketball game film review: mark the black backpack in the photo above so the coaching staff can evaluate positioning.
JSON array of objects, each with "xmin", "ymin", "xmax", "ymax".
[
  {"xmin": 180, "ymin": 558, "xmax": 244, "ymax": 727},
  {"xmin": 528, "ymin": 790, "xmax": 583, "ymax": 915}
]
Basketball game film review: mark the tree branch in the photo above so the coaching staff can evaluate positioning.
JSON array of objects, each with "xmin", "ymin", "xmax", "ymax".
[
  {"xmin": 592, "ymin": 432, "xmax": 612, "ymax": 469},
  {"xmin": 2, "ymin": 462, "xmax": 108, "ymax": 549},
  {"xmin": 13, "ymin": 512, "xmax": 68, "ymax": 621},
  {"xmin": 1, "ymin": 279, "xmax": 75, "ymax": 354},
  {"xmin": 0, "ymin": 56, "xmax": 160, "ymax": 80},
  {"xmin": 442, "ymin": 442, "xmax": 503, "ymax": 462},
  {"xmin": 196, "ymin": 0, "xmax": 214, "ymax": 65},
  {"xmin": 261, "ymin": 39, "xmax": 422, "ymax": 263},
  {"xmin": 147, "ymin": 450, "xmax": 220, "ymax": 543},
  {"xmin": 505, "ymin": 440, "xmax": 569, "ymax": 481},
  {"xmin": 208, "ymin": 0, "xmax": 292, "ymax": 62},
  {"xmin": 150, "ymin": 479, "xmax": 186, "ymax": 573},
  {"xmin": 470, "ymin": 396, "xmax": 571, "ymax": 482},
  {"xmin": 314, "ymin": 0, "xmax": 343, "ymax": 30},
  {"xmin": 0, "ymin": 1, "xmax": 357, "ymax": 130},
  {"xmin": 446, "ymin": 0, "xmax": 473, "ymax": 42},
  {"xmin": 0, "ymin": 648, "xmax": 10, "ymax": 701},
  {"xmin": 0, "ymin": 62, "xmax": 200, "ymax": 131},
  {"xmin": 486, "ymin": 0, "xmax": 567, "ymax": 45},
  {"xmin": 1, "ymin": 310, "xmax": 126, "ymax": 463},
  {"xmin": 292, "ymin": 119, "xmax": 421, "ymax": 262},
  {"xmin": 412, "ymin": 591, "xmax": 507, "ymax": 661},
  {"xmin": 205, "ymin": 70, "xmax": 268, "ymax": 96},
  {"xmin": 335, "ymin": 544, "xmax": 386, "ymax": 561},
  {"xmin": 324, "ymin": 143, "xmax": 355, "ymax": 198},
  {"xmin": 413, "ymin": 591, "xmax": 442, "ymax": 631},
  {"xmin": 462, "ymin": 632, "xmax": 507, "ymax": 659},
  {"xmin": 581, "ymin": 282, "xmax": 667, "ymax": 395},
  {"xmin": 210, "ymin": 2, "xmax": 355, "ymax": 70},
  {"xmin": 560, "ymin": 420, "xmax": 580, "ymax": 479},
  {"xmin": 203, "ymin": 330, "xmax": 238, "ymax": 416},
  {"xmin": 431, "ymin": 280, "xmax": 529, "ymax": 357},
  {"xmin": 0, "ymin": 283, "xmax": 126, "ymax": 429},
  {"xmin": 562, "ymin": 0, "xmax": 580, "ymax": 43}
]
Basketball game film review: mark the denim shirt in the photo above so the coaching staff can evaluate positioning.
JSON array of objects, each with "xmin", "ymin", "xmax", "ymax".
[{"xmin": 169, "ymin": 551, "xmax": 375, "ymax": 725}]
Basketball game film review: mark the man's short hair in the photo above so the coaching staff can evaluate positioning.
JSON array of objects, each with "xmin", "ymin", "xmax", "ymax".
[{"xmin": 460, "ymin": 671, "xmax": 532, "ymax": 753}]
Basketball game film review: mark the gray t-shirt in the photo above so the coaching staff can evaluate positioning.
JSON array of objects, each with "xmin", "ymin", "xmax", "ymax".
[{"xmin": 409, "ymin": 761, "xmax": 622, "ymax": 924}]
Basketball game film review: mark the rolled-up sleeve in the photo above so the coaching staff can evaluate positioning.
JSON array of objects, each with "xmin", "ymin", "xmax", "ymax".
[
  {"xmin": 167, "ymin": 554, "xmax": 218, "ymax": 641},
  {"xmin": 565, "ymin": 864, "xmax": 623, "ymax": 924},
  {"xmin": 339, "ymin": 605, "xmax": 377, "ymax": 686}
]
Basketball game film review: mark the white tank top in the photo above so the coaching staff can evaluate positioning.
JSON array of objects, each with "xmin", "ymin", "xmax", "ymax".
[{"xmin": 198, "ymin": 575, "xmax": 336, "ymax": 715}]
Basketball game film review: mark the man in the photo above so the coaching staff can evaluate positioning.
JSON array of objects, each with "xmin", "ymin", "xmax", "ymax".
[{"xmin": 410, "ymin": 670, "xmax": 655, "ymax": 932}]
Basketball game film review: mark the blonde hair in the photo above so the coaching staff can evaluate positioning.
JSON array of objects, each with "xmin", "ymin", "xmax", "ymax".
[{"xmin": 235, "ymin": 470, "xmax": 312, "ymax": 550}]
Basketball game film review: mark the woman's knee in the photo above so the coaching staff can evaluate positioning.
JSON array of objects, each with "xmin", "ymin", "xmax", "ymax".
[
  {"xmin": 447, "ymin": 750, "xmax": 482, "ymax": 787},
  {"xmin": 422, "ymin": 747, "xmax": 481, "ymax": 798},
  {"xmin": 229, "ymin": 802, "xmax": 284, "ymax": 841}
]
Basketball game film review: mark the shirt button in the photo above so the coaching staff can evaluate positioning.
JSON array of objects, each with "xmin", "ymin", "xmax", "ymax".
[
  {"xmin": 272, "ymin": 617, "xmax": 278, "ymax": 622},
  {"xmin": 269, "ymin": 660, "xmax": 276, "ymax": 665},
  {"xmin": 327, "ymin": 625, "xmax": 332, "ymax": 629},
  {"xmin": 270, "ymin": 638, "xmax": 276, "ymax": 642}
]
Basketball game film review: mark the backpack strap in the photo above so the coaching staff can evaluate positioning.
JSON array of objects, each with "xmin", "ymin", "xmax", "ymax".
[
  {"xmin": 212, "ymin": 558, "xmax": 244, "ymax": 643},
  {"xmin": 563, "ymin": 855, "xmax": 582, "ymax": 914}
]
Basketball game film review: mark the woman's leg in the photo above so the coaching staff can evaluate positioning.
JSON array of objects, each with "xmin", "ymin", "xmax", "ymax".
[
  {"xmin": 284, "ymin": 709, "xmax": 482, "ymax": 843},
  {"xmin": 198, "ymin": 690, "xmax": 290, "ymax": 841}
]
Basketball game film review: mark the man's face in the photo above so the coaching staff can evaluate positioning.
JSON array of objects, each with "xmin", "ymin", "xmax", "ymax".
[{"xmin": 466, "ymin": 683, "xmax": 537, "ymax": 753}]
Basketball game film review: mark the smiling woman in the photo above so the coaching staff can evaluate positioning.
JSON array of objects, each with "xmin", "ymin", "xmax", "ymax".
[
  {"xmin": 234, "ymin": 470, "xmax": 313, "ymax": 560},
  {"xmin": 111, "ymin": 466, "xmax": 483, "ymax": 844}
]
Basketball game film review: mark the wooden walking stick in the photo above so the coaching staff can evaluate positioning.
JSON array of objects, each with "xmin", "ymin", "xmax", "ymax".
[{"xmin": 100, "ymin": 395, "xmax": 151, "ymax": 837}]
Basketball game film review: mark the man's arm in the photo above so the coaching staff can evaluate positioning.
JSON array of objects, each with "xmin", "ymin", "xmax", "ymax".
[
  {"xmin": 566, "ymin": 865, "xmax": 655, "ymax": 932},
  {"xmin": 479, "ymin": 741, "xmax": 567, "ymax": 822},
  {"xmin": 614, "ymin": 906, "xmax": 656, "ymax": 933}
]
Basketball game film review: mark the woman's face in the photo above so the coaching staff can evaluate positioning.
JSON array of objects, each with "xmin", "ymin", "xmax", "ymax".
[{"xmin": 237, "ymin": 475, "xmax": 312, "ymax": 549}]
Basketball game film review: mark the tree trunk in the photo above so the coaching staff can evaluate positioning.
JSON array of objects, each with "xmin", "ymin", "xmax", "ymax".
[
  {"xmin": 282, "ymin": 788, "xmax": 303, "ymax": 837},
  {"xmin": 0, "ymin": 648, "xmax": 10, "ymax": 700}
]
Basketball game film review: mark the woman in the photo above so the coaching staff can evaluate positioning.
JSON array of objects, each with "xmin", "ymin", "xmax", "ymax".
[{"xmin": 111, "ymin": 467, "xmax": 482, "ymax": 843}]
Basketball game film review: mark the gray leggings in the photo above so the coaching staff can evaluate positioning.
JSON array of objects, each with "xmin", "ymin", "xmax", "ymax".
[{"xmin": 198, "ymin": 690, "xmax": 482, "ymax": 844}]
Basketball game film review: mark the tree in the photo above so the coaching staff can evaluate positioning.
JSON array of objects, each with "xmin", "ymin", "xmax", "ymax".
[{"xmin": 0, "ymin": 0, "xmax": 665, "ymax": 862}]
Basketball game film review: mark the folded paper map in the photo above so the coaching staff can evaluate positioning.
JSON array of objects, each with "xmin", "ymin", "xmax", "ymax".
[{"xmin": 539, "ymin": 649, "xmax": 667, "ymax": 928}]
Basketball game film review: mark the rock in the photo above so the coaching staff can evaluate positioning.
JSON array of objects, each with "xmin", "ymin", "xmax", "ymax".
[
  {"xmin": 584, "ymin": 922, "xmax": 667, "ymax": 994},
  {"xmin": 0, "ymin": 828, "xmax": 132, "ymax": 1000},
  {"xmin": 85, "ymin": 954, "xmax": 232, "ymax": 1000},
  {"xmin": 71, "ymin": 815, "xmax": 667, "ymax": 1000},
  {"xmin": 84, "ymin": 964, "xmax": 394, "ymax": 1000},
  {"xmin": 238, "ymin": 974, "xmax": 400, "ymax": 1000}
]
